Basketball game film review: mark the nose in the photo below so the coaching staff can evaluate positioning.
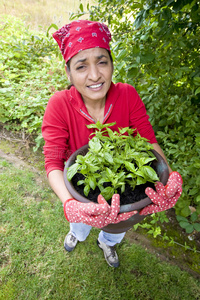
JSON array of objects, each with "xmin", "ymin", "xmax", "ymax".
[{"xmin": 88, "ymin": 65, "xmax": 101, "ymax": 81}]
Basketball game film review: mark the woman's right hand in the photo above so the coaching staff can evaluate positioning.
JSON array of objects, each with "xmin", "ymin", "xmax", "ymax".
[{"xmin": 64, "ymin": 194, "xmax": 137, "ymax": 228}]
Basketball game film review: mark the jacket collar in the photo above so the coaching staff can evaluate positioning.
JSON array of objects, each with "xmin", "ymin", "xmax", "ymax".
[{"xmin": 68, "ymin": 82, "xmax": 119, "ymax": 123}]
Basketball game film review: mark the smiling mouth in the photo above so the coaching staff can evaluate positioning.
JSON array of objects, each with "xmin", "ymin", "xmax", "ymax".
[{"xmin": 88, "ymin": 83, "xmax": 103, "ymax": 89}]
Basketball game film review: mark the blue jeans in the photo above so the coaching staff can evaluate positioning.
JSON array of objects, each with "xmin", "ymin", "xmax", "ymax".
[{"xmin": 70, "ymin": 223, "xmax": 126, "ymax": 246}]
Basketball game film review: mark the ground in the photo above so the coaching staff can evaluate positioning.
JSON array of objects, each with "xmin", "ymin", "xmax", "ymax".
[{"xmin": 0, "ymin": 124, "xmax": 199, "ymax": 280}]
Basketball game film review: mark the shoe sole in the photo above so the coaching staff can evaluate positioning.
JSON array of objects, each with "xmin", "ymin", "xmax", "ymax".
[
  {"xmin": 97, "ymin": 240, "xmax": 119, "ymax": 268},
  {"xmin": 64, "ymin": 244, "xmax": 75, "ymax": 252}
]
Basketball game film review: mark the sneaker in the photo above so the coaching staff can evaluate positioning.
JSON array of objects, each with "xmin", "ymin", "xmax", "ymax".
[
  {"xmin": 64, "ymin": 232, "xmax": 78, "ymax": 252},
  {"xmin": 97, "ymin": 239, "xmax": 119, "ymax": 268}
]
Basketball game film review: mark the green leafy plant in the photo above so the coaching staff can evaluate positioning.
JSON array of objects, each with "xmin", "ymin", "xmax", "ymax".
[
  {"xmin": 75, "ymin": 0, "xmax": 200, "ymax": 232},
  {"xmin": 176, "ymin": 212, "xmax": 200, "ymax": 234},
  {"xmin": 134, "ymin": 211, "xmax": 170, "ymax": 238},
  {"xmin": 0, "ymin": 15, "xmax": 67, "ymax": 151},
  {"xmin": 67, "ymin": 122, "xmax": 159, "ymax": 201}
]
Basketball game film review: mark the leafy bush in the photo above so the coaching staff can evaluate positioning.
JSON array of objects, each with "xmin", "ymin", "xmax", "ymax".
[
  {"xmin": 0, "ymin": 15, "xmax": 67, "ymax": 149},
  {"xmin": 81, "ymin": 0, "xmax": 200, "ymax": 231},
  {"xmin": 176, "ymin": 213, "xmax": 200, "ymax": 234}
]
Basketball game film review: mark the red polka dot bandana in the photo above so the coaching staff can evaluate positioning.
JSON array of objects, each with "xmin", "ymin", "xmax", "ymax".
[{"xmin": 52, "ymin": 20, "xmax": 112, "ymax": 63}]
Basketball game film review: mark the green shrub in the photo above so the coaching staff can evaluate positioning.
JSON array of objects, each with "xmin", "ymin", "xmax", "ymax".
[
  {"xmin": 85, "ymin": 0, "xmax": 200, "ymax": 231},
  {"xmin": 0, "ymin": 15, "xmax": 67, "ymax": 149}
]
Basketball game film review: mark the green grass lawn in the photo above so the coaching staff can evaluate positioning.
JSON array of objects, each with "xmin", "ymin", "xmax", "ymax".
[{"xmin": 0, "ymin": 157, "xmax": 200, "ymax": 300}]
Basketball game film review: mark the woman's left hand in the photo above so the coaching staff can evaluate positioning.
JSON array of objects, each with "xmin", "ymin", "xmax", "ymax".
[
  {"xmin": 139, "ymin": 171, "xmax": 183, "ymax": 215},
  {"xmin": 64, "ymin": 194, "xmax": 137, "ymax": 228}
]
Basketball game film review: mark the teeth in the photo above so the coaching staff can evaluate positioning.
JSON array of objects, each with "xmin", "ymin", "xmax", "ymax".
[{"xmin": 89, "ymin": 83, "xmax": 102, "ymax": 88}]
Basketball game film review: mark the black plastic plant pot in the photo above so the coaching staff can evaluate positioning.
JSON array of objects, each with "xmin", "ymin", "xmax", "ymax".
[{"xmin": 63, "ymin": 144, "xmax": 169, "ymax": 233}]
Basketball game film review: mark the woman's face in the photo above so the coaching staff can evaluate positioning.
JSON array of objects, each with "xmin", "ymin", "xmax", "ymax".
[{"xmin": 66, "ymin": 48, "xmax": 113, "ymax": 104}]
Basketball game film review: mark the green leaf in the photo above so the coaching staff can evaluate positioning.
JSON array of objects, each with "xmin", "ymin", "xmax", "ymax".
[
  {"xmin": 196, "ymin": 205, "xmax": 200, "ymax": 214},
  {"xmin": 176, "ymin": 199, "xmax": 190, "ymax": 209},
  {"xmin": 140, "ymin": 53, "xmax": 155, "ymax": 64},
  {"xmin": 195, "ymin": 87, "xmax": 200, "ymax": 95},
  {"xmin": 116, "ymin": 49, "xmax": 127, "ymax": 60},
  {"xmin": 134, "ymin": 10, "xmax": 145, "ymax": 29},
  {"xmin": 46, "ymin": 23, "xmax": 58, "ymax": 37},
  {"xmin": 76, "ymin": 155, "xmax": 86, "ymax": 164},
  {"xmin": 107, "ymin": 127, "xmax": 116, "ymax": 139},
  {"xmin": 106, "ymin": 167, "xmax": 114, "ymax": 177},
  {"xmin": 124, "ymin": 161, "xmax": 136, "ymax": 173},
  {"xmin": 127, "ymin": 67, "xmax": 138, "ymax": 78},
  {"xmin": 193, "ymin": 77, "xmax": 200, "ymax": 85},
  {"xmin": 104, "ymin": 152, "xmax": 113, "ymax": 164},
  {"xmin": 101, "ymin": 186, "xmax": 114, "ymax": 201},
  {"xmin": 153, "ymin": 226, "xmax": 161, "ymax": 238},
  {"xmin": 88, "ymin": 165, "xmax": 100, "ymax": 173},
  {"xmin": 180, "ymin": 206, "xmax": 191, "ymax": 217},
  {"xmin": 185, "ymin": 224, "xmax": 194, "ymax": 234},
  {"xmin": 140, "ymin": 166, "xmax": 159, "ymax": 181},
  {"xmin": 88, "ymin": 176, "xmax": 96, "ymax": 190},
  {"xmin": 77, "ymin": 180, "xmax": 85, "ymax": 186},
  {"xmin": 190, "ymin": 212, "xmax": 198, "ymax": 222},
  {"xmin": 179, "ymin": 221, "xmax": 189, "ymax": 229},
  {"xmin": 135, "ymin": 169, "xmax": 145, "ymax": 178},
  {"xmin": 119, "ymin": 127, "xmax": 132, "ymax": 135},
  {"xmin": 67, "ymin": 163, "xmax": 80, "ymax": 180},
  {"xmin": 98, "ymin": 177, "xmax": 110, "ymax": 185},
  {"xmin": 196, "ymin": 175, "xmax": 200, "ymax": 186},
  {"xmin": 189, "ymin": 188, "xmax": 199, "ymax": 196},
  {"xmin": 193, "ymin": 223, "xmax": 200, "ymax": 232},
  {"xmin": 79, "ymin": 3, "xmax": 84, "ymax": 12},
  {"xmin": 88, "ymin": 138, "xmax": 102, "ymax": 152},
  {"xmin": 87, "ymin": 121, "xmax": 116, "ymax": 130},
  {"xmin": 176, "ymin": 215, "xmax": 188, "ymax": 222},
  {"xmin": 159, "ymin": 119, "xmax": 167, "ymax": 126},
  {"xmin": 113, "ymin": 157, "xmax": 124, "ymax": 164},
  {"xmin": 138, "ymin": 157, "xmax": 156, "ymax": 166},
  {"xmin": 121, "ymin": 183, "xmax": 125, "ymax": 194},
  {"xmin": 84, "ymin": 184, "xmax": 90, "ymax": 197},
  {"xmin": 166, "ymin": 0, "xmax": 174, "ymax": 6},
  {"xmin": 136, "ymin": 177, "xmax": 147, "ymax": 185}
]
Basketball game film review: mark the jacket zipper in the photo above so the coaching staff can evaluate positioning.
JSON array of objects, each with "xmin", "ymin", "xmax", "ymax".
[{"xmin": 79, "ymin": 104, "xmax": 113, "ymax": 124}]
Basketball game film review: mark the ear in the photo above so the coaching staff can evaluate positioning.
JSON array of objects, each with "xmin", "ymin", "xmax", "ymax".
[{"xmin": 65, "ymin": 64, "xmax": 71, "ymax": 82}]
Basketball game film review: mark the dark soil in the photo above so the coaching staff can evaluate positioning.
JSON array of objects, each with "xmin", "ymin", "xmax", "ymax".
[{"xmin": 72, "ymin": 172, "xmax": 155, "ymax": 205}]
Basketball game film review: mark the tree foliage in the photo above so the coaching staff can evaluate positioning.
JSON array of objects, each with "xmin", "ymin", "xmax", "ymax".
[{"xmin": 84, "ymin": 0, "xmax": 200, "ymax": 227}]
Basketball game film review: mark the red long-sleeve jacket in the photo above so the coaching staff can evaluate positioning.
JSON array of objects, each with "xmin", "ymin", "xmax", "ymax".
[{"xmin": 42, "ymin": 82, "xmax": 157, "ymax": 175}]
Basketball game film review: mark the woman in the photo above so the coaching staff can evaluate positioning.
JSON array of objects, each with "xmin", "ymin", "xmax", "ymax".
[{"xmin": 42, "ymin": 20, "xmax": 182, "ymax": 268}]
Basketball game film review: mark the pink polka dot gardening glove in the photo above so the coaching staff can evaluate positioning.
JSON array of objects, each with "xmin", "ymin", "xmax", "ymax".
[
  {"xmin": 140, "ymin": 171, "xmax": 183, "ymax": 215},
  {"xmin": 64, "ymin": 194, "xmax": 137, "ymax": 228}
]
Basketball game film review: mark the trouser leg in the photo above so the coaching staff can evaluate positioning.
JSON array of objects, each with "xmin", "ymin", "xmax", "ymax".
[
  {"xmin": 70, "ymin": 222, "xmax": 92, "ymax": 242},
  {"xmin": 70, "ymin": 223, "xmax": 126, "ymax": 246},
  {"xmin": 98, "ymin": 230, "xmax": 126, "ymax": 246}
]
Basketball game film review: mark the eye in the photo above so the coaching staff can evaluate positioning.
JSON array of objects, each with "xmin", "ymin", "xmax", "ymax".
[
  {"xmin": 99, "ymin": 61, "xmax": 108, "ymax": 65},
  {"xmin": 76, "ymin": 65, "xmax": 86, "ymax": 71}
]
